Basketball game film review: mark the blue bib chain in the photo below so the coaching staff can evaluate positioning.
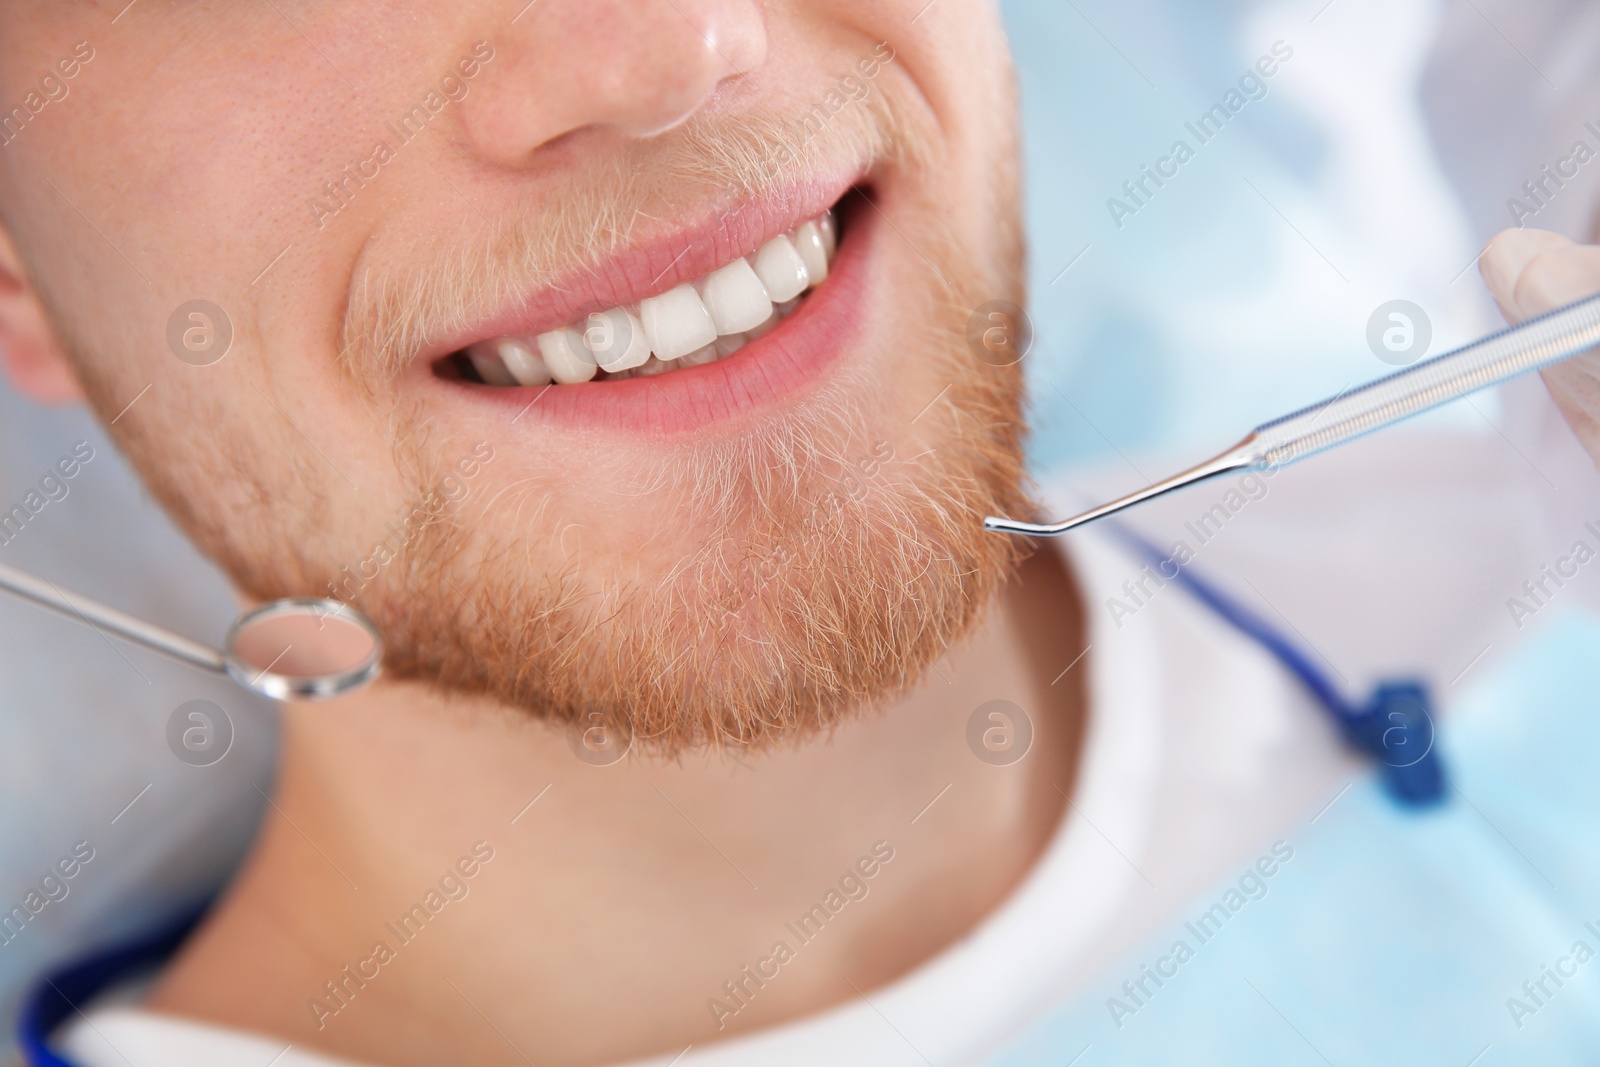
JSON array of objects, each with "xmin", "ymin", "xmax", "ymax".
[
  {"xmin": 1106, "ymin": 522, "xmax": 1447, "ymax": 807},
  {"xmin": 18, "ymin": 903, "xmax": 210, "ymax": 1067}
]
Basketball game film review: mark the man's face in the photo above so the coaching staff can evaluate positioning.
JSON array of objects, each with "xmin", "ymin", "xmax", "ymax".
[{"xmin": 0, "ymin": 0, "xmax": 1030, "ymax": 750}]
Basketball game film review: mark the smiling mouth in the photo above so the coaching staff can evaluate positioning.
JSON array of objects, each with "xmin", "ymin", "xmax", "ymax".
[{"xmin": 443, "ymin": 203, "xmax": 845, "ymax": 388}]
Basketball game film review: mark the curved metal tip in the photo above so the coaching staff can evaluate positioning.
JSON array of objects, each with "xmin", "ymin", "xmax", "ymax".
[
  {"xmin": 983, "ymin": 514, "xmax": 1092, "ymax": 537},
  {"xmin": 983, "ymin": 437, "xmax": 1261, "ymax": 539}
]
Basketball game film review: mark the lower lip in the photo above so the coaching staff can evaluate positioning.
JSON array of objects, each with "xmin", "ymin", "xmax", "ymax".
[{"xmin": 431, "ymin": 199, "xmax": 874, "ymax": 436}]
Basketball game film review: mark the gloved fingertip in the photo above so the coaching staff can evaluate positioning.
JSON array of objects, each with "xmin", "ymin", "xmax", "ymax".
[
  {"xmin": 1481, "ymin": 229, "xmax": 1575, "ymax": 322},
  {"xmin": 1513, "ymin": 245, "xmax": 1600, "ymax": 320}
]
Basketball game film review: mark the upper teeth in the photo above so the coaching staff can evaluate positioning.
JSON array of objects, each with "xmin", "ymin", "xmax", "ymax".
[{"xmin": 465, "ymin": 209, "xmax": 839, "ymax": 387}]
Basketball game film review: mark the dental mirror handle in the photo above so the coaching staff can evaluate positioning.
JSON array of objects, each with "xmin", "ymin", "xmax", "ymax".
[
  {"xmin": 0, "ymin": 559, "xmax": 227, "ymax": 674},
  {"xmin": 988, "ymin": 290, "xmax": 1600, "ymax": 537}
]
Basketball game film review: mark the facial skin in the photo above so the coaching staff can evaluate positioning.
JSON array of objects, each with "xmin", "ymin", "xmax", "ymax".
[{"xmin": 0, "ymin": 0, "xmax": 1031, "ymax": 753}]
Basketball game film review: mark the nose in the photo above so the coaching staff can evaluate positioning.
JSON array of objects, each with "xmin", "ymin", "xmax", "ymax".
[{"xmin": 459, "ymin": 0, "xmax": 767, "ymax": 166}]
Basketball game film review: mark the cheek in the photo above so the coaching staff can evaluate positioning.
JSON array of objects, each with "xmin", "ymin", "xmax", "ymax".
[{"xmin": 4, "ymin": 34, "xmax": 351, "ymax": 402}]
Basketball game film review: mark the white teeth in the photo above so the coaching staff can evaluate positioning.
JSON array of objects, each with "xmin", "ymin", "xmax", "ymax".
[
  {"xmin": 585, "ymin": 308, "xmax": 650, "ymax": 372},
  {"xmin": 698, "ymin": 258, "xmax": 773, "ymax": 335},
  {"xmin": 633, "ymin": 355, "xmax": 675, "ymax": 377},
  {"xmin": 642, "ymin": 283, "xmax": 718, "ymax": 361},
  {"xmin": 463, "ymin": 206, "xmax": 840, "ymax": 387},
  {"xmin": 497, "ymin": 338, "xmax": 554, "ymax": 387},
  {"xmin": 537, "ymin": 327, "xmax": 597, "ymax": 384},
  {"xmin": 792, "ymin": 221, "xmax": 828, "ymax": 286},
  {"xmin": 751, "ymin": 235, "xmax": 810, "ymax": 303},
  {"xmin": 745, "ymin": 311, "xmax": 778, "ymax": 340},
  {"xmin": 679, "ymin": 343, "xmax": 722, "ymax": 367},
  {"xmin": 468, "ymin": 346, "xmax": 519, "ymax": 387}
]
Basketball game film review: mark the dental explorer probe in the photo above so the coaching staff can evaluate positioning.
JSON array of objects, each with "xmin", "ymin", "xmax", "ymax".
[{"xmin": 985, "ymin": 291, "xmax": 1600, "ymax": 538}]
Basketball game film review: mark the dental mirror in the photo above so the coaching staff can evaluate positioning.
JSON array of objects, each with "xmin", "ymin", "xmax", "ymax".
[{"xmin": 0, "ymin": 560, "xmax": 381, "ymax": 700}]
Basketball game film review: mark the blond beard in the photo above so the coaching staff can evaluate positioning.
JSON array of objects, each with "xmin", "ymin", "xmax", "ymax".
[{"xmin": 367, "ymin": 303, "xmax": 1031, "ymax": 753}]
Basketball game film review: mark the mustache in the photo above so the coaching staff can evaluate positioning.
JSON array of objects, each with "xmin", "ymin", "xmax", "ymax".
[{"xmin": 340, "ymin": 74, "xmax": 918, "ymax": 386}]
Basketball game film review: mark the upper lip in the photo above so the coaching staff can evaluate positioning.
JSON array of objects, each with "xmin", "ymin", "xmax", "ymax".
[{"xmin": 421, "ymin": 172, "xmax": 864, "ymax": 367}]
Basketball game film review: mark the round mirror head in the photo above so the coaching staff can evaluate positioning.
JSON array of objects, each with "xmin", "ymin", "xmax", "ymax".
[{"xmin": 223, "ymin": 598, "xmax": 382, "ymax": 700}]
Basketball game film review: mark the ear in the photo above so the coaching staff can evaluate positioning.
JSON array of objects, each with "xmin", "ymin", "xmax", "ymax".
[{"xmin": 0, "ymin": 222, "xmax": 84, "ymax": 404}]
